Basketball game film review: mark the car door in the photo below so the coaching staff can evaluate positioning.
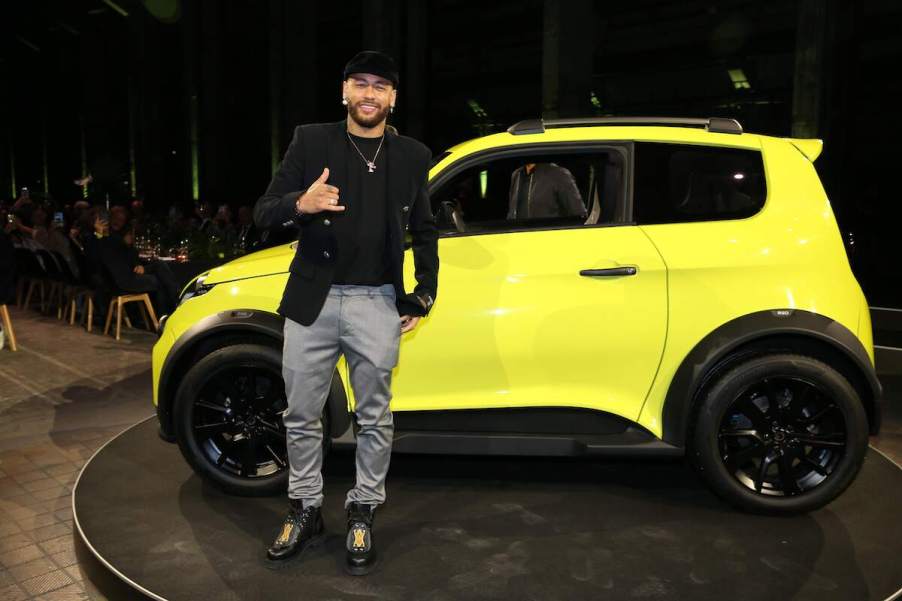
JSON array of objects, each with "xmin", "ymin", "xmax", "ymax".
[{"xmin": 388, "ymin": 146, "xmax": 668, "ymax": 424}]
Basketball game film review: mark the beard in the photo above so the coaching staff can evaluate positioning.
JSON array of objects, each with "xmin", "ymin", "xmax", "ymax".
[{"xmin": 348, "ymin": 100, "xmax": 391, "ymax": 128}]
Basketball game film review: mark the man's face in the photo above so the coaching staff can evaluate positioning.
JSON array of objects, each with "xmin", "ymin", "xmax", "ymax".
[
  {"xmin": 33, "ymin": 207, "xmax": 47, "ymax": 226},
  {"xmin": 343, "ymin": 73, "xmax": 396, "ymax": 128},
  {"xmin": 110, "ymin": 207, "xmax": 127, "ymax": 230}
]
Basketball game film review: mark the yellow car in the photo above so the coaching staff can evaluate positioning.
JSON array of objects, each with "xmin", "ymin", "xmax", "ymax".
[{"xmin": 153, "ymin": 116, "xmax": 882, "ymax": 515}]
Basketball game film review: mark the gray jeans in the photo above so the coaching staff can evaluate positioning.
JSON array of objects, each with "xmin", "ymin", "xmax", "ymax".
[{"xmin": 281, "ymin": 283, "xmax": 400, "ymax": 509}]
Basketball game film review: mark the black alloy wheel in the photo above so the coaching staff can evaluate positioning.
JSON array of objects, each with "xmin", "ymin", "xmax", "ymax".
[
  {"xmin": 692, "ymin": 353, "xmax": 869, "ymax": 514},
  {"xmin": 192, "ymin": 364, "xmax": 289, "ymax": 480},
  {"xmin": 718, "ymin": 375, "xmax": 846, "ymax": 497},
  {"xmin": 173, "ymin": 344, "xmax": 331, "ymax": 496}
]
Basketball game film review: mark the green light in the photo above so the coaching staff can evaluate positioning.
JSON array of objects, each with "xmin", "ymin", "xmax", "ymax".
[
  {"xmin": 128, "ymin": 81, "xmax": 138, "ymax": 197},
  {"xmin": 101, "ymin": 0, "xmax": 129, "ymax": 17},
  {"xmin": 143, "ymin": 0, "xmax": 180, "ymax": 22},
  {"xmin": 480, "ymin": 170, "xmax": 488, "ymax": 198},
  {"xmin": 589, "ymin": 91, "xmax": 601, "ymax": 109},
  {"xmin": 467, "ymin": 100, "xmax": 488, "ymax": 118},
  {"xmin": 467, "ymin": 100, "xmax": 492, "ymax": 136},
  {"xmin": 191, "ymin": 154, "xmax": 199, "ymax": 201},
  {"xmin": 189, "ymin": 94, "xmax": 199, "ymax": 201},
  {"xmin": 728, "ymin": 69, "xmax": 751, "ymax": 90},
  {"xmin": 79, "ymin": 114, "xmax": 89, "ymax": 198}
]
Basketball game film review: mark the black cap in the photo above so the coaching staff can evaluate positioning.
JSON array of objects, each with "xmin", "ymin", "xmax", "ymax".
[{"xmin": 343, "ymin": 50, "xmax": 399, "ymax": 87}]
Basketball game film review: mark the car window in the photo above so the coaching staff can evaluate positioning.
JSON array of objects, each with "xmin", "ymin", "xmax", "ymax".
[
  {"xmin": 430, "ymin": 150, "xmax": 625, "ymax": 235},
  {"xmin": 634, "ymin": 142, "xmax": 766, "ymax": 224}
]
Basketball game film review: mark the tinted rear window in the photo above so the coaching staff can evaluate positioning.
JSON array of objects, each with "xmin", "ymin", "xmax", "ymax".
[{"xmin": 634, "ymin": 142, "xmax": 766, "ymax": 224}]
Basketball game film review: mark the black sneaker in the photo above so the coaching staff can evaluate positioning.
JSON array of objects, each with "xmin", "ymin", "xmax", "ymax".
[
  {"xmin": 265, "ymin": 498, "xmax": 324, "ymax": 566},
  {"xmin": 345, "ymin": 502, "xmax": 378, "ymax": 575}
]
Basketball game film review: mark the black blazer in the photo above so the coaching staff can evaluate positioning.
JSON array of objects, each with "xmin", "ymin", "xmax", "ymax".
[
  {"xmin": 97, "ymin": 234, "xmax": 141, "ymax": 290},
  {"xmin": 254, "ymin": 120, "xmax": 439, "ymax": 327}
]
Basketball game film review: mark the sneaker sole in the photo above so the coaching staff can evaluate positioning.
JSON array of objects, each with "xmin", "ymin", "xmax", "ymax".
[
  {"xmin": 264, "ymin": 532, "xmax": 326, "ymax": 570},
  {"xmin": 344, "ymin": 552, "xmax": 379, "ymax": 576}
]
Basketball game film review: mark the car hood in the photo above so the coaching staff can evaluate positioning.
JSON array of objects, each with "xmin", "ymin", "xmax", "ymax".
[{"xmin": 202, "ymin": 242, "xmax": 295, "ymax": 285}]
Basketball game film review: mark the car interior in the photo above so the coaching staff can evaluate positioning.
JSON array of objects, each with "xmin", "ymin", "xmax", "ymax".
[{"xmin": 431, "ymin": 150, "xmax": 627, "ymax": 235}]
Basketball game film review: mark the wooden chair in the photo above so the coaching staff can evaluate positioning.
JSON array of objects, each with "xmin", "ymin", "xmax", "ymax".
[
  {"xmin": 103, "ymin": 293, "xmax": 159, "ymax": 340},
  {"xmin": 22, "ymin": 278, "xmax": 47, "ymax": 312},
  {"xmin": 35, "ymin": 249, "xmax": 65, "ymax": 317},
  {"xmin": 14, "ymin": 248, "xmax": 44, "ymax": 310},
  {"xmin": 66, "ymin": 288, "xmax": 96, "ymax": 333},
  {"xmin": 65, "ymin": 241, "xmax": 101, "ymax": 333},
  {"xmin": 0, "ymin": 304, "xmax": 18, "ymax": 352}
]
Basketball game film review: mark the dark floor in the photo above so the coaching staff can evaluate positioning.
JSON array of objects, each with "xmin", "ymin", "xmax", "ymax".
[
  {"xmin": 1, "ymin": 305, "xmax": 901, "ymax": 600},
  {"xmin": 76, "ymin": 418, "xmax": 902, "ymax": 601}
]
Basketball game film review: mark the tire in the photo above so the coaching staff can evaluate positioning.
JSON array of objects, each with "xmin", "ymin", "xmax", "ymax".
[
  {"xmin": 690, "ymin": 353, "xmax": 869, "ymax": 515},
  {"xmin": 172, "ymin": 343, "xmax": 331, "ymax": 497}
]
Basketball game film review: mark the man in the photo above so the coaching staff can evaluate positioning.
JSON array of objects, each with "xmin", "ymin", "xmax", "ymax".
[
  {"xmin": 235, "ymin": 205, "xmax": 260, "ymax": 252},
  {"xmin": 109, "ymin": 205, "xmax": 129, "ymax": 234},
  {"xmin": 253, "ymin": 50, "xmax": 438, "ymax": 575},
  {"xmin": 98, "ymin": 223, "xmax": 180, "ymax": 316},
  {"xmin": 507, "ymin": 162, "xmax": 587, "ymax": 220}
]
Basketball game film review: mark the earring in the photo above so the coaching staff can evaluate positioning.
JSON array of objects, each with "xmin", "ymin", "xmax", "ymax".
[
  {"xmin": 390, "ymin": 105, "xmax": 394, "ymax": 113},
  {"xmin": 342, "ymin": 98, "xmax": 348, "ymax": 106}
]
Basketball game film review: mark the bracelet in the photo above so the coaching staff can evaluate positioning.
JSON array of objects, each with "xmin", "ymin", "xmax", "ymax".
[{"xmin": 416, "ymin": 293, "xmax": 433, "ymax": 311}]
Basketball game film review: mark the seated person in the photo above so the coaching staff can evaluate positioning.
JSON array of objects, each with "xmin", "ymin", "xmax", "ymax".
[
  {"xmin": 236, "ymin": 205, "xmax": 261, "ymax": 251},
  {"xmin": 507, "ymin": 162, "xmax": 587, "ymax": 220},
  {"xmin": 99, "ymin": 224, "xmax": 180, "ymax": 316}
]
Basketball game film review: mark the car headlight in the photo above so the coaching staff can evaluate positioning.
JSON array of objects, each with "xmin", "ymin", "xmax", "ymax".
[{"xmin": 178, "ymin": 273, "xmax": 215, "ymax": 305}]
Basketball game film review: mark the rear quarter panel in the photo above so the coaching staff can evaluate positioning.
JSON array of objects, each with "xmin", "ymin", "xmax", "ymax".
[{"xmin": 635, "ymin": 135, "xmax": 863, "ymax": 437}]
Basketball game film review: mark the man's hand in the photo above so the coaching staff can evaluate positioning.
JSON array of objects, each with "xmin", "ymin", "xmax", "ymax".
[
  {"xmin": 133, "ymin": 265, "xmax": 145, "ymax": 275},
  {"xmin": 94, "ymin": 217, "xmax": 109, "ymax": 237},
  {"xmin": 296, "ymin": 167, "xmax": 345, "ymax": 215},
  {"xmin": 400, "ymin": 315, "xmax": 420, "ymax": 333}
]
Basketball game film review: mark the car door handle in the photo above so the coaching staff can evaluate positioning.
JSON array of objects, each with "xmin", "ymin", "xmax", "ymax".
[{"xmin": 579, "ymin": 266, "xmax": 638, "ymax": 277}]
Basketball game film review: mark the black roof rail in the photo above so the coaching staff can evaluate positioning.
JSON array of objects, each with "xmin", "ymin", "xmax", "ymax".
[{"xmin": 506, "ymin": 116, "xmax": 743, "ymax": 136}]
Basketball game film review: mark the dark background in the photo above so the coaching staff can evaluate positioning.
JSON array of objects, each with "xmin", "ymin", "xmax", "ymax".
[{"xmin": 1, "ymin": 0, "xmax": 900, "ymax": 306}]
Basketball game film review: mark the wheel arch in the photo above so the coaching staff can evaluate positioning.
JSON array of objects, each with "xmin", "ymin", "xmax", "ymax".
[
  {"xmin": 661, "ymin": 309, "xmax": 882, "ymax": 448},
  {"xmin": 156, "ymin": 309, "xmax": 350, "ymax": 441}
]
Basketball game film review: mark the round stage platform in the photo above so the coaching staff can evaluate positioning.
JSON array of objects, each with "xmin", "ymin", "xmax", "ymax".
[{"xmin": 73, "ymin": 417, "xmax": 902, "ymax": 601}]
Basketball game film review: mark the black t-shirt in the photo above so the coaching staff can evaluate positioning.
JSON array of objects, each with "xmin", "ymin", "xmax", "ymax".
[{"xmin": 331, "ymin": 132, "xmax": 392, "ymax": 285}]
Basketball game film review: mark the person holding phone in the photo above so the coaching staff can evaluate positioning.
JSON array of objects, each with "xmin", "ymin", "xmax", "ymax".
[{"xmin": 11, "ymin": 188, "xmax": 34, "ymax": 228}]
